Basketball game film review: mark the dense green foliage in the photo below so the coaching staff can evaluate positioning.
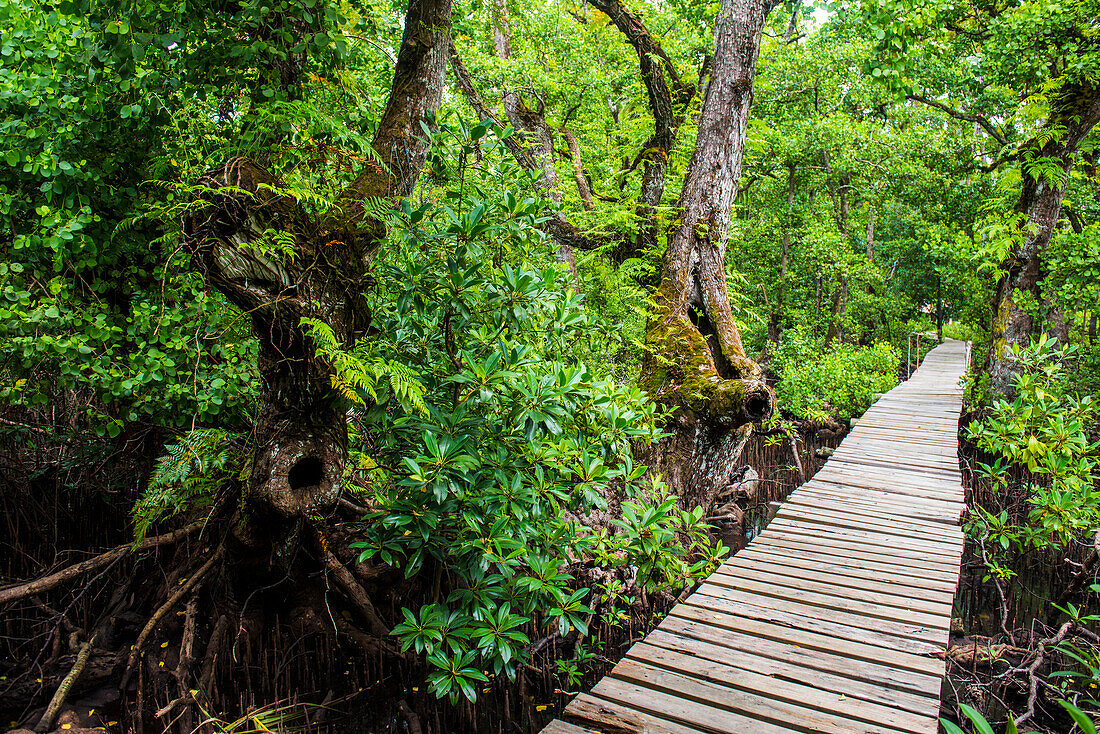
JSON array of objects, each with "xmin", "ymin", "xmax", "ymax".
[
  {"xmin": 1, "ymin": 0, "xmax": 1098, "ymax": 726},
  {"xmin": 770, "ymin": 328, "xmax": 899, "ymax": 422},
  {"xmin": 966, "ymin": 337, "xmax": 1099, "ymax": 575}
]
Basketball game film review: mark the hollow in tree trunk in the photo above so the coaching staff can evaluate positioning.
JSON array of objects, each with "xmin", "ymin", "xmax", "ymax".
[{"xmin": 184, "ymin": 0, "xmax": 452, "ymax": 539}]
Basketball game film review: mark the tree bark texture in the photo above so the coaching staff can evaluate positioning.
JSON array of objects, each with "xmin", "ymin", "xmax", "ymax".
[
  {"xmin": 639, "ymin": 0, "xmax": 774, "ymax": 509},
  {"xmin": 987, "ymin": 84, "xmax": 1100, "ymax": 394},
  {"xmin": 183, "ymin": 0, "xmax": 453, "ymax": 523}
]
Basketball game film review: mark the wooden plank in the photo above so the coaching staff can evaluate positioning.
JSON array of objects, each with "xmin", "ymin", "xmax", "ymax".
[
  {"xmin": 780, "ymin": 498, "xmax": 963, "ymax": 539},
  {"xmin": 624, "ymin": 642, "xmax": 935, "ymax": 734},
  {"xmin": 791, "ymin": 485, "xmax": 963, "ymax": 523},
  {"xmin": 688, "ymin": 584, "xmax": 948, "ymax": 648},
  {"xmin": 775, "ymin": 501, "xmax": 964, "ymax": 543},
  {"xmin": 729, "ymin": 546, "xmax": 960, "ymax": 601},
  {"xmin": 645, "ymin": 623, "xmax": 941, "ymax": 717},
  {"xmin": 799, "ymin": 481, "xmax": 965, "ymax": 518},
  {"xmin": 806, "ymin": 473, "xmax": 964, "ymax": 503},
  {"xmin": 563, "ymin": 693, "xmax": 713, "ymax": 734},
  {"xmin": 609, "ymin": 657, "xmax": 916, "ymax": 734},
  {"xmin": 541, "ymin": 721, "xmax": 600, "ymax": 734},
  {"xmin": 830, "ymin": 455, "xmax": 961, "ymax": 475},
  {"xmin": 763, "ymin": 518, "xmax": 965, "ymax": 561},
  {"xmin": 580, "ymin": 683, "xmax": 801, "ymax": 734},
  {"xmin": 762, "ymin": 523, "xmax": 964, "ymax": 566},
  {"xmin": 671, "ymin": 599, "xmax": 945, "ymax": 677},
  {"xmin": 817, "ymin": 462, "xmax": 961, "ymax": 487},
  {"xmin": 812, "ymin": 463, "xmax": 962, "ymax": 490},
  {"xmin": 748, "ymin": 534, "xmax": 961, "ymax": 585},
  {"xmin": 774, "ymin": 505, "xmax": 965, "ymax": 547},
  {"xmin": 700, "ymin": 573, "xmax": 952, "ymax": 631},
  {"xmin": 713, "ymin": 559, "xmax": 956, "ymax": 615}
]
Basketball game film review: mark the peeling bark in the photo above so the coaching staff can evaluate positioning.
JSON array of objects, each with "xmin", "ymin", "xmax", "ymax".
[{"xmin": 561, "ymin": 126, "xmax": 595, "ymax": 210}]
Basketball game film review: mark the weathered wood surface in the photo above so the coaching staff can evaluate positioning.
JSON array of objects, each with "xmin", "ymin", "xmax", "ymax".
[{"xmin": 545, "ymin": 339, "xmax": 968, "ymax": 733}]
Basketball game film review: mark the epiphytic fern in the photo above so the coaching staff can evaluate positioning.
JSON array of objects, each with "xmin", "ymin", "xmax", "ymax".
[
  {"xmin": 302, "ymin": 317, "xmax": 428, "ymax": 417},
  {"xmin": 134, "ymin": 429, "xmax": 242, "ymax": 542}
]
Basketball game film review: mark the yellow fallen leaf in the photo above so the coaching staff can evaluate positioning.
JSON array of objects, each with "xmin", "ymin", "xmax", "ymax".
[
  {"xmin": 62, "ymin": 725, "xmax": 72, "ymax": 730},
  {"xmin": 536, "ymin": 705, "xmax": 548, "ymax": 711},
  {"xmin": 160, "ymin": 641, "xmax": 169, "ymax": 648}
]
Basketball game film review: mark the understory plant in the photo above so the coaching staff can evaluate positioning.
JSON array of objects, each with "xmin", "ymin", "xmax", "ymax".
[
  {"xmin": 771, "ymin": 326, "xmax": 900, "ymax": 422},
  {"xmin": 324, "ymin": 120, "xmax": 724, "ymax": 702},
  {"xmin": 965, "ymin": 336, "xmax": 1099, "ymax": 582}
]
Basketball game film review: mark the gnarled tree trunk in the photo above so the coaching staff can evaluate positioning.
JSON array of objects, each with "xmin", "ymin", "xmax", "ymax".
[
  {"xmin": 184, "ymin": 0, "xmax": 453, "ymax": 533},
  {"xmin": 639, "ymin": 0, "xmax": 774, "ymax": 511}
]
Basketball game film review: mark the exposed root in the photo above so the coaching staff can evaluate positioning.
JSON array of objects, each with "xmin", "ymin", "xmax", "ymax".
[
  {"xmin": 0, "ymin": 523, "xmax": 202, "ymax": 606},
  {"xmin": 311, "ymin": 525, "xmax": 391, "ymax": 638},
  {"xmin": 121, "ymin": 546, "xmax": 225, "ymax": 689},
  {"xmin": 1011, "ymin": 621, "xmax": 1075, "ymax": 728},
  {"xmin": 33, "ymin": 633, "xmax": 97, "ymax": 733},
  {"xmin": 397, "ymin": 699, "xmax": 422, "ymax": 734}
]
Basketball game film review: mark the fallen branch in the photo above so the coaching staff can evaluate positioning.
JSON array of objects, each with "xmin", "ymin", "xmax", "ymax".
[
  {"xmin": 0, "ymin": 524, "xmax": 202, "ymax": 606},
  {"xmin": 34, "ymin": 633, "xmax": 97, "ymax": 733}
]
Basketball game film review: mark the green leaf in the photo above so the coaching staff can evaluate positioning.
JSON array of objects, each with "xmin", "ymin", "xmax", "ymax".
[
  {"xmin": 958, "ymin": 704, "xmax": 994, "ymax": 734},
  {"xmin": 937, "ymin": 718, "xmax": 966, "ymax": 734},
  {"xmin": 1059, "ymin": 701, "xmax": 1097, "ymax": 734}
]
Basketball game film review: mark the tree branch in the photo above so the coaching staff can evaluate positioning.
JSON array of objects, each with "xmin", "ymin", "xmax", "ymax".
[{"xmin": 907, "ymin": 94, "xmax": 1007, "ymax": 146}]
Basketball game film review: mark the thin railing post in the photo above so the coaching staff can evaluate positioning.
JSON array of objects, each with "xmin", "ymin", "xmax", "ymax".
[{"xmin": 907, "ymin": 334, "xmax": 912, "ymax": 379}]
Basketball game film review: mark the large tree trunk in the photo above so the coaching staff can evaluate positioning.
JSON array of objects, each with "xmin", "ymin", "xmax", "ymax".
[
  {"xmin": 184, "ymin": 0, "xmax": 453, "ymax": 529},
  {"xmin": 986, "ymin": 84, "xmax": 1100, "ymax": 394},
  {"xmin": 639, "ymin": 0, "xmax": 774, "ymax": 511}
]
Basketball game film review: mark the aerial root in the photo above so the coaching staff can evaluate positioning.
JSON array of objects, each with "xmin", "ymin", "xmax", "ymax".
[
  {"xmin": 0, "ymin": 523, "xmax": 202, "ymax": 606},
  {"xmin": 121, "ymin": 545, "xmax": 225, "ymax": 690}
]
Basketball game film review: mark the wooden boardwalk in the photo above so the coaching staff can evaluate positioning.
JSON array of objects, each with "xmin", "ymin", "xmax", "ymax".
[{"xmin": 544, "ymin": 339, "xmax": 969, "ymax": 734}]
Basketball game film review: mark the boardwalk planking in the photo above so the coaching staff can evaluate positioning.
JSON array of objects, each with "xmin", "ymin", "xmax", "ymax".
[{"xmin": 545, "ymin": 339, "xmax": 969, "ymax": 733}]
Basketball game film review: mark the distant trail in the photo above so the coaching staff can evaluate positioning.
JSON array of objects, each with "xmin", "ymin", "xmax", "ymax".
[{"xmin": 543, "ymin": 339, "xmax": 970, "ymax": 734}]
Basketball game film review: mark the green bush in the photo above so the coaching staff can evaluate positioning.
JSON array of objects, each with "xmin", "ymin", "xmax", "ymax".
[
  {"xmin": 965, "ymin": 336, "xmax": 1099, "ymax": 565},
  {"xmin": 773, "ymin": 328, "xmax": 900, "ymax": 422},
  {"xmin": 315, "ymin": 120, "xmax": 724, "ymax": 703}
]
